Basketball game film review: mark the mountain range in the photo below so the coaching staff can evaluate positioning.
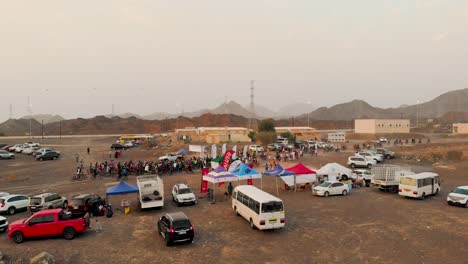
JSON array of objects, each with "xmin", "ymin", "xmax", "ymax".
[{"xmin": 2, "ymin": 88, "xmax": 467, "ymax": 136}]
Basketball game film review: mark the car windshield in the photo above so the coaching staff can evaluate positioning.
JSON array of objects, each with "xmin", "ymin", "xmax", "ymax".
[
  {"xmin": 173, "ymin": 219, "xmax": 191, "ymax": 230},
  {"xmin": 30, "ymin": 197, "xmax": 42, "ymax": 205},
  {"xmin": 320, "ymin": 182, "xmax": 332, "ymax": 187},
  {"xmin": 453, "ymin": 188, "xmax": 468, "ymax": 195},
  {"xmin": 261, "ymin": 201, "xmax": 283, "ymax": 213},
  {"xmin": 400, "ymin": 177, "xmax": 417, "ymax": 186},
  {"xmin": 179, "ymin": 188, "xmax": 192, "ymax": 194},
  {"xmin": 70, "ymin": 198, "xmax": 85, "ymax": 206}
]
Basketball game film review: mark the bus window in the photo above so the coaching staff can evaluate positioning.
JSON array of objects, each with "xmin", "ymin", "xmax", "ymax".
[
  {"xmin": 400, "ymin": 177, "xmax": 417, "ymax": 186},
  {"xmin": 262, "ymin": 201, "xmax": 283, "ymax": 213}
]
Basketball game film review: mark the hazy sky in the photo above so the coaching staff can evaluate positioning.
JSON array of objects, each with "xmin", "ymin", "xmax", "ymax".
[{"xmin": 1, "ymin": 0, "xmax": 468, "ymax": 122}]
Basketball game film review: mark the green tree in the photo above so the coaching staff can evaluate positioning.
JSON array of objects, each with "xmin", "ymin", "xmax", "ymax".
[
  {"xmin": 258, "ymin": 119, "xmax": 275, "ymax": 132},
  {"xmin": 257, "ymin": 132, "xmax": 277, "ymax": 145},
  {"xmin": 248, "ymin": 131, "xmax": 257, "ymax": 142},
  {"xmin": 280, "ymin": 131, "xmax": 295, "ymax": 142}
]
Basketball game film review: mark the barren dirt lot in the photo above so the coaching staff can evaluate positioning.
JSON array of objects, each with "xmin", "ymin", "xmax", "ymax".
[{"xmin": 0, "ymin": 137, "xmax": 467, "ymax": 264}]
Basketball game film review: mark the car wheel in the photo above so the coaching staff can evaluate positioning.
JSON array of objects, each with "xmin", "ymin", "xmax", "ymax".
[
  {"xmin": 40, "ymin": 157, "xmax": 44, "ymax": 161},
  {"xmin": 324, "ymin": 191, "xmax": 329, "ymax": 197},
  {"xmin": 63, "ymin": 227, "xmax": 76, "ymax": 240},
  {"xmin": 341, "ymin": 175, "xmax": 349, "ymax": 181},
  {"xmin": 8, "ymin": 206, "xmax": 16, "ymax": 215},
  {"xmin": 176, "ymin": 201, "xmax": 181, "ymax": 207},
  {"xmin": 12, "ymin": 231, "xmax": 24, "ymax": 243},
  {"xmin": 465, "ymin": 201, "xmax": 468, "ymax": 208},
  {"xmin": 165, "ymin": 235, "xmax": 172, "ymax": 246},
  {"xmin": 250, "ymin": 219, "xmax": 256, "ymax": 230},
  {"xmin": 53, "ymin": 157, "xmax": 57, "ymax": 160},
  {"xmin": 63, "ymin": 201, "xmax": 68, "ymax": 209},
  {"xmin": 342, "ymin": 190, "xmax": 348, "ymax": 196},
  {"xmin": 367, "ymin": 164, "xmax": 372, "ymax": 169},
  {"xmin": 434, "ymin": 189, "xmax": 439, "ymax": 196},
  {"xmin": 234, "ymin": 206, "xmax": 240, "ymax": 216},
  {"xmin": 350, "ymin": 163, "xmax": 356, "ymax": 169},
  {"xmin": 421, "ymin": 193, "xmax": 426, "ymax": 200}
]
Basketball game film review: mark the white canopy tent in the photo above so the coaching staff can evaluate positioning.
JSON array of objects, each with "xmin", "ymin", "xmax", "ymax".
[{"xmin": 316, "ymin": 163, "xmax": 352, "ymax": 181}]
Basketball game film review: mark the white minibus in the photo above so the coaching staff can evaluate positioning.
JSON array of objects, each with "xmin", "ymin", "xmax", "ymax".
[
  {"xmin": 232, "ymin": 185, "xmax": 285, "ymax": 230},
  {"xmin": 398, "ymin": 172, "xmax": 440, "ymax": 199}
]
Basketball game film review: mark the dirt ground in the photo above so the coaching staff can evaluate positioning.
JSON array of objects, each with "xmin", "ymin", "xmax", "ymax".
[{"xmin": 0, "ymin": 136, "xmax": 467, "ymax": 264}]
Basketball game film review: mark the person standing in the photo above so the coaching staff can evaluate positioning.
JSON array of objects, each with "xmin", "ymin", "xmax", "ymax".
[
  {"xmin": 227, "ymin": 182, "xmax": 233, "ymax": 198},
  {"xmin": 87, "ymin": 147, "xmax": 90, "ymax": 155}
]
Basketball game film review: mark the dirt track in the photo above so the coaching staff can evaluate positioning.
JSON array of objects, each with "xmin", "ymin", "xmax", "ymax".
[{"xmin": 0, "ymin": 137, "xmax": 467, "ymax": 264}]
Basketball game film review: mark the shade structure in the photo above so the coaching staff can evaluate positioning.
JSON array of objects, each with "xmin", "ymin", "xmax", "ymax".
[
  {"xmin": 284, "ymin": 163, "xmax": 317, "ymax": 191},
  {"xmin": 203, "ymin": 166, "xmax": 238, "ymax": 183},
  {"xmin": 231, "ymin": 163, "xmax": 262, "ymax": 180},
  {"xmin": 264, "ymin": 165, "xmax": 295, "ymax": 176},
  {"xmin": 106, "ymin": 181, "xmax": 139, "ymax": 196},
  {"xmin": 316, "ymin": 163, "xmax": 352, "ymax": 178},
  {"xmin": 285, "ymin": 163, "xmax": 316, "ymax": 175}
]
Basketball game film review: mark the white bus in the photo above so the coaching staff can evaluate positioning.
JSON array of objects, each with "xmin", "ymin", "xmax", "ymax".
[
  {"xmin": 232, "ymin": 185, "xmax": 285, "ymax": 230},
  {"xmin": 398, "ymin": 172, "xmax": 441, "ymax": 199}
]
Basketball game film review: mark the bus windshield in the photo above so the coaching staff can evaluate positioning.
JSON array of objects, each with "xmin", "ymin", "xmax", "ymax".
[
  {"xmin": 261, "ymin": 201, "xmax": 283, "ymax": 213},
  {"xmin": 400, "ymin": 177, "xmax": 417, "ymax": 186}
]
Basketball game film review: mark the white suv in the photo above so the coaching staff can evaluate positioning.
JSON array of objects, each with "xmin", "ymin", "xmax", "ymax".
[
  {"xmin": 248, "ymin": 145, "xmax": 264, "ymax": 153},
  {"xmin": 347, "ymin": 156, "xmax": 376, "ymax": 169},
  {"xmin": 358, "ymin": 151, "xmax": 383, "ymax": 163},
  {"xmin": 0, "ymin": 194, "xmax": 30, "ymax": 215},
  {"xmin": 447, "ymin": 186, "xmax": 468, "ymax": 208},
  {"xmin": 172, "ymin": 184, "xmax": 197, "ymax": 206}
]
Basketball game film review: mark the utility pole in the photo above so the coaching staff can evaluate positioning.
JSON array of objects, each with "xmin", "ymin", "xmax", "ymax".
[
  {"xmin": 27, "ymin": 96, "xmax": 32, "ymax": 138},
  {"xmin": 41, "ymin": 120, "xmax": 44, "ymax": 139},
  {"xmin": 248, "ymin": 80, "xmax": 255, "ymax": 130}
]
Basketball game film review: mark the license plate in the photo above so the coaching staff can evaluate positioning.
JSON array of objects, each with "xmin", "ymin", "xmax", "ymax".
[
  {"xmin": 404, "ymin": 189, "xmax": 411, "ymax": 192},
  {"xmin": 30, "ymin": 207, "xmax": 36, "ymax": 209},
  {"xmin": 268, "ymin": 218, "xmax": 277, "ymax": 222},
  {"xmin": 178, "ymin": 231, "xmax": 187, "ymax": 235}
]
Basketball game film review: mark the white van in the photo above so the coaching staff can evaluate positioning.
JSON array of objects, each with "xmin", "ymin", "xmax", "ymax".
[
  {"xmin": 398, "ymin": 172, "xmax": 440, "ymax": 199},
  {"xmin": 232, "ymin": 185, "xmax": 285, "ymax": 230}
]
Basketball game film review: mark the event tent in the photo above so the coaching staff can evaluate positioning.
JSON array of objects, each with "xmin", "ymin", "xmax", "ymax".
[
  {"xmin": 231, "ymin": 163, "xmax": 262, "ymax": 180},
  {"xmin": 203, "ymin": 166, "xmax": 238, "ymax": 184},
  {"xmin": 283, "ymin": 163, "xmax": 317, "ymax": 190},
  {"xmin": 316, "ymin": 163, "xmax": 352, "ymax": 181},
  {"xmin": 264, "ymin": 165, "xmax": 295, "ymax": 177},
  {"xmin": 106, "ymin": 181, "xmax": 139, "ymax": 196}
]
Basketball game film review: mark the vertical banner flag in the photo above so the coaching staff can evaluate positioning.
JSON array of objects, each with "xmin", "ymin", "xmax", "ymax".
[
  {"xmin": 211, "ymin": 144, "xmax": 217, "ymax": 158},
  {"xmin": 232, "ymin": 145, "xmax": 238, "ymax": 159},
  {"xmin": 243, "ymin": 145, "xmax": 248, "ymax": 158},
  {"xmin": 221, "ymin": 150, "xmax": 235, "ymax": 170},
  {"xmin": 221, "ymin": 143, "xmax": 227, "ymax": 155},
  {"xmin": 247, "ymin": 179, "xmax": 253, "ymax": 185},
  {"xmin": 201, "ymin": 168, "xmax": 209, "ymax": 193}
]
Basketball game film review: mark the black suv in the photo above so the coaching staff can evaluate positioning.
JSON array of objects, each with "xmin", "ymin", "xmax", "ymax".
[
  {"xmin": 111, "ymin": 143, "xmax": 125, "ymax": 150},
  {"xmin": 36, "ymin": 151, "xmax": 60, "ymax": 161},
  {"xmin": 68, "ymin": 194, "xmax": 105, "ymax": 217},
  {"xmin": 157, "ymin": 212, "xmax": 194, "ymax": 246}
]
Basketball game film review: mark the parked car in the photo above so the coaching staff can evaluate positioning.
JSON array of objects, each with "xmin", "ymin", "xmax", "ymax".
[
  {"xmin": 123, "ymin": 141, "xmax": 134, "ymax": 148},
  {"xmin": 0, "ymin": 192, "xmax": 9, "ymax": 197},
  {"xmin": 29, "ymin": 193, "xmax": 68, "ymax": 213},
  {"xmin": 157, "ymin": 212, "xmax": 194, "ymax": 246},
  {"xmin": 15, "ymin": 145, "xmax": 30, "ymax": 153},
  {"xmin": 447, "ymin": 186, "xmax": 468, "ymax": 208},
  {"xmin": 172, "ymin": 184, "xmax": 197, "ymax": 206},
  {"xmin": 313, "ymin": 181, "xmax": 349, "ymax": 197},
  {"xmin": 0, "ymin": 143, "xmax": 7, "ymax": 148},
  {"xmin": 8, "ymin": 144, "xmax": 23, "ymax": 152},
  {"xmin": 0, "ymin": 145, "xmax": 11, "ymax": 151},
  {"xmin": 36, "ymin": 151, "xmax": 60, "ymax": 161},
  {"xmin": 33, "ymin": 148, "xmax": 56, "ymax": 156},
  {"xmin": 159, "ymin": 153, "xmax": 182, "ymax": 162},
  {"xmin": 7, "ymin": 209, "xmax": 89, "ymax": 243},
  {"xmin": 110, "ymin": 143, "xmax": 125, "ymax": 150},
  {"xmin": 22, "ymin": 146, "xmax": 40, "ymax": 155},
  {"xmin": 69, "ymin": 194, "xmax": 106, "ymax": 217},
  {"xmin": 248, "ymin": 145, "xmax": 264, "ymax": 153},
  {"xmin": 352, "ymin": 169, "xmax": 374, "ymax": 187},
  {"xmin": 375, "ymin": 148, "xmax": 395, "ymax": 159},
  {"xmin": 0, "ymin": 150, "xmax": 15, "ymax": 159},
  {"xmin": 379, "ymin": 137, "xmax": 388, "ymax": 143},
  {"xmin": 358, "ymin": 151, "xmax": 383, "ymax": 163},
  {"xmin": 347, "ymin": 156, "xmax": 376, "ymax": 169},
  {"xmin": 0, "ymin": 194, "xmax": 30, "ymax": 215},
  {"xmin": 0, "ymin": 215, "xmax": 8, "ymax": 232},
  {"xmin": 267, "ymin": 143, "xmax": 281, "ymax": 151}
]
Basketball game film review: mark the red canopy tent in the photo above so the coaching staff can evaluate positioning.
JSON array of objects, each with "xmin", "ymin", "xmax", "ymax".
[{"xmin": 285, "ymin": 163, "xmax": 317, "ymax": 192}]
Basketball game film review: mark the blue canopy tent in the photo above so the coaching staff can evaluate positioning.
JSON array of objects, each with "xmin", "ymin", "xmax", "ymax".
[
  {"xmin": 173, "ymin": 148, "xmax": 190, "ymax": 156},
  {"xmin": 231, "ymin": 163, "xmax": 263, "ymax": 188},
  {"xmin": 106, "ymin": 181, "xmax": 139, "ymax": 208},
  {"xmin": 264, "ymin": 165, "xmax": 295, "ymax": 195}
]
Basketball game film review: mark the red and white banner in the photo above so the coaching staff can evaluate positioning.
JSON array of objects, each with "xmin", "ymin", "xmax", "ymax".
[
  {"xmin": 200, "ymin": 168, "xmax": 209, "ymax": 193},
  {"xmin": 221, "ymin": 150, "xmax": 235, "ymax": 170}
]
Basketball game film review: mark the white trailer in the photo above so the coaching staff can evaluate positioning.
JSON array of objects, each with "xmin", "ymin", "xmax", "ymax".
[
  {"xmin": 137, "ymin": 175, "xmax": 164, "ymax": 209},
  {"xmin": 371, "ymin": 165, "xmax": 414, "ymax": 193}
]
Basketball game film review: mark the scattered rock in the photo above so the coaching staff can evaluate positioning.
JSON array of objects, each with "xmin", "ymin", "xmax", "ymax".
[{"xmin": 30, "ymin": 252, "xmax": 55, "ymax": 264}]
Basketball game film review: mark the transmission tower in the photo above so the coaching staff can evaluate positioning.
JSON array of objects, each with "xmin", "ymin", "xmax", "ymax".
[
  {"xmin": 27, "ymin": 96, "xmax": 33, "ymax": 137},
  {"xmin": 9, "ymin": 104, "xmax": 14, "ymax": 119},
  {"xmin": 248, "ymin": 80, "xmax": 255, "ymax": 130}
]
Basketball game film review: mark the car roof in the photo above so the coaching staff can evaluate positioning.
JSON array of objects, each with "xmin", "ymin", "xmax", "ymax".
[
  {"xmin": 455, "ymin": 186, "xmax": 468, "ymax": 190},
  {"xmin": 234, "ymin": 185, "xmax": 282, "ymax": 203},
  {"xmin": 33, "ymin": 208, "xmax": 62, "ymax": 216},
  {"xmin": 176, "ymin": 183, "xmax": 189, "ymax": 189},
  {"xmin": 32, "ymin": 193, "xmax": 55, "ymax": 198},
  {"xmin": 166, "ymin": 212, "xmax": 189, "ymax": 221},
  {"xmin": 72, "ymin": 194, "xmax": 93, "ymax": 199},
  {"xmin": 1, "ymin": 194, "xmax": 27, "ymax": 199},
  {"xmin": 324, "ymin": 181, "xmax": 342, "ymax": 184}
]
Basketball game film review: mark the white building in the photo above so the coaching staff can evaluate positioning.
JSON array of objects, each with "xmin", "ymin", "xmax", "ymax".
[
  {"xmin": 355, "ymin": 119, "xmax": 410, "ymax": 134},
  {"xmin": 328, "ymin": 132, "xmax": 346, "ymax": 142}
]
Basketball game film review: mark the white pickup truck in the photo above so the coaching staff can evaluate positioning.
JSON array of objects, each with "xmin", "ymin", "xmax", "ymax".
[
  {"xmin": 371, "ymin": 165, "xmax": 414, "ymax": 193},
  {"xmin": 137, "ymin": 175, "xmax": 164, "ymax": 209}
]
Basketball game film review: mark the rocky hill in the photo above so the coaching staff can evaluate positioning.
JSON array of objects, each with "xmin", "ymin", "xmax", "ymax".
[{"xmin": 21, "ymin": 114, "xmax": 65, "ymax": 124}]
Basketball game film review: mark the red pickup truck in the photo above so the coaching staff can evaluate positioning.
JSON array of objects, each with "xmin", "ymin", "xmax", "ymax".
[{"xmin": 7, "ymin": 208, "xmax": 88, "ymax": 243}]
